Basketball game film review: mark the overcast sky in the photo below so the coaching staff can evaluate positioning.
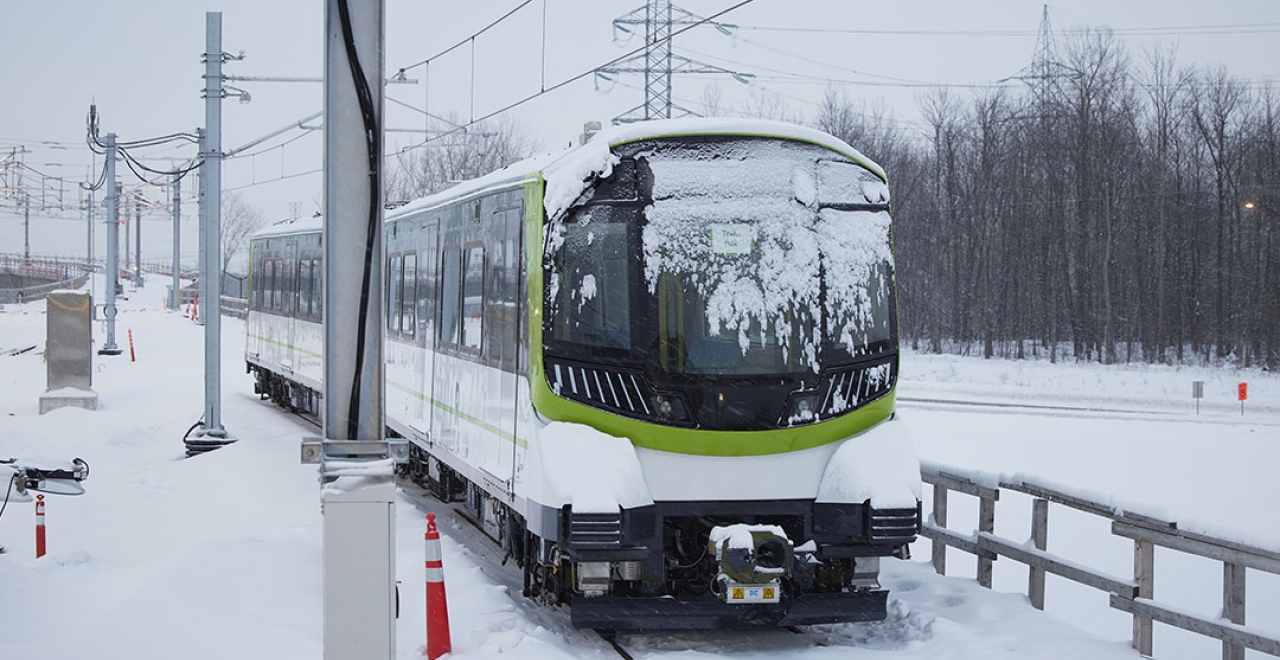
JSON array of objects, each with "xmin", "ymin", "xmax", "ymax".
[{"xmin": 2, "ymin": 0, "xmax": 1277, "ymax": 262}]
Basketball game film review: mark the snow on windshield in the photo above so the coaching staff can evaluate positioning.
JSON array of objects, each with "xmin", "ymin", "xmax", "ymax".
[{"xmin": 638, "ymin": 139, "xmax": 892, "ymax": 371}]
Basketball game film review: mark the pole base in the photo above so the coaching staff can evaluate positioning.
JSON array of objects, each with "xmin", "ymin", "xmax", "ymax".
[
  {"xmin": 185, "ymin": 427, "xmax": 238, "ymax": 457},
  {"xmin": 98, "ymin": 347, "xmax": 123, "ymax": 356}
]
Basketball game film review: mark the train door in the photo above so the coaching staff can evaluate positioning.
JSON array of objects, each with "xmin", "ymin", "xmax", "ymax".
[
  {"xmin": 283, "ymin": 237, "xmax": 299, "ymax": 375},
  {"xmin": 485, "ymin": 196, "xmax": 524, "ymax": 497}
]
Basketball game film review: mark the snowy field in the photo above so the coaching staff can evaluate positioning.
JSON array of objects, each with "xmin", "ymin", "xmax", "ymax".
[{"xmin": 2, "ymin": 274, "xmax": 1277, "ymax": 659}]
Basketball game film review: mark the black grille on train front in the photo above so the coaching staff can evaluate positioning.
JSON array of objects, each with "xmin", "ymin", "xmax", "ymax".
[
  {"xmin": 864, "ymin": 506, "xmax": 920, "ymax": 544},
  {"xmin": 818, "ymin": 357, "xmax": 896, "ymax": 420},
  {"xmin": 545, "ymin": 354, "xmax": 896, "ymax": 431},
  {"xmin": 545, "ymin": 358, "xmax": 657, "ymax": 420},
  {"xmin": 568, "ymin": 510, "xmax": 623, "ymax": 550}
]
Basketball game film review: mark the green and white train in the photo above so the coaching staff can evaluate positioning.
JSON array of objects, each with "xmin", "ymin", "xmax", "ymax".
[{"xmin": 246, "ymin": 118, "xmax": 921, "ymax": 630}]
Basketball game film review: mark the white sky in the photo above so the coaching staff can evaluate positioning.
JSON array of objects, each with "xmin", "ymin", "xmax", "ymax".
[{"xmin": 2, "ymin": 0, "xmax": 1278, "ymax": 261}]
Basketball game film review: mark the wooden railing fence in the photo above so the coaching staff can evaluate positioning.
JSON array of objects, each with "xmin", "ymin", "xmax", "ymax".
[{"xmin": 919, "ymin": 461, "xmax": 1280, "ymax": 659}]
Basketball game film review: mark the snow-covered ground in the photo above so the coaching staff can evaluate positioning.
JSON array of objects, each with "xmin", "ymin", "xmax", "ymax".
[{"xmin": 1, "ymin": 274, "xmax": 1276, "ymax": 659}]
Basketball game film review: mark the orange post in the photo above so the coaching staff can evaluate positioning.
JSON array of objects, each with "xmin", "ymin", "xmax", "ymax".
[
  {"xmin": 35, "ymin": 495, "xmax": 46, "ymax": 558},
  {"xmin": 128, "ymin": 329, "xmax": 136, "ymax": 362},
  {"xmin": 424, "ymin": 514, "xmax": 452, "ymax": 660}
]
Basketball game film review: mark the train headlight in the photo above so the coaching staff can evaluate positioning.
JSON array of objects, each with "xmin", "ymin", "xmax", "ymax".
[
  {"xmin": 651, "ymin": 392, "xmax": 692, "ymax": 423},
  {"xmin": 783, "ymin": 391, "xmax": 821, "ymax": 425}
]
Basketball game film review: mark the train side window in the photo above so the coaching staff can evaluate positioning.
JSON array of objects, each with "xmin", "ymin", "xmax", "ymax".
[
  {"xmin": 462, "ymin": 244, "xmax": 485, "ymax": 351},
  {"xmin": 388, "ymin": 254, "xmax": 403, "ymax": 334},
  {"xmin": 419, "ymin": 231, "xmax": 437, "ymax": 345},
  {"xmin": 270, "ymin": 260, "xmax": 281, "ymax": 312},
  {"xmin": 402, "ymin": 253, "xmax": 417, "ymax": 339},
  {"xmin": 485, "ymin": 210, "xmax": 520, "ymax": 370},
  {"xmin": 250, "ymin": 255, "xmax": 261, "ymax": 311},
  {"xmin": 440, "ymin": 247, "xmax": 462, "ymax": 346},
  {"xmin": 298, "ymin": 258, "xmax": 312, "ymax": 318},
  {"xmin": 284, "ymin": 258, "xmax": 296, "ymax": 317},
  {"xmin": 313, "ymin": 261, "xmax": 323, "ymax": 319}
]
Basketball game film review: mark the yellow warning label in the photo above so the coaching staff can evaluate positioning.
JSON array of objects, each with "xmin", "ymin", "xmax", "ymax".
[
  {"xmin": 732, "ymin": 588, "xmax": 745, "ymax": 600},
  {"xmin": 763, "ymin": 587, "xmax": 776, "ymax": 600}
]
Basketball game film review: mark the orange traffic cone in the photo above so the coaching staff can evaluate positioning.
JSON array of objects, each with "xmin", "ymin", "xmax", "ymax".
[{"xmin": 424, "ymin": 514, "xmax": 452, "ymax": 660}]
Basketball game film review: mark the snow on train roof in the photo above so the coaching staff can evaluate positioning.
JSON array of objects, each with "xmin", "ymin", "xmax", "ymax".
[
  {"xmin": 391, "ymin": 117, "xmax": 884, "ymax": 222},
  {"xmin": 252, "ymin": 118, "xmax": 884, "ymax": 239},
  {"xmin": 252, "ymin": 214, "xmax": 324, "ymax": 239}
]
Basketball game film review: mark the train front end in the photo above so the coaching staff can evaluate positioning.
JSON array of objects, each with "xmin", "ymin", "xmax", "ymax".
[{"xmin": 529, "ymin": 122, "xmax": 921, "ymax": 630}]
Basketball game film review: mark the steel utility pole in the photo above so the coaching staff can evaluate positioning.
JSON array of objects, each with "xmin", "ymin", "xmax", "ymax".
[
  {"xmin": 195, "ymin": 128, "xmax": 207, "ymax": 326},
  {"xmin": 134, "ymin": 193, "xmax": 142, "ymax": 285},
  {"xmin": 171, "ymin": 175, "xmax": 181, "ymax": 311},
  {"xmin": 99, "ymin": 134, "xmax": 122, "ymax": 356},
  {"xmin": 302, "ymin": 2, "xmax": 404, "ymax": 659},
  {"xmin": 23, "ymin": 195, "xmax": 30, "ymax": 261},
  {"xmin": 185, "ymin": 11, "xmax": 236, "ymax": 454},
  {"xmin": 123, "ymin": 195, "xmax": 131, "ymax": 276},
  {"xmin": 86, "ymin": 179, "xmax": 95, "ymax": 271}
]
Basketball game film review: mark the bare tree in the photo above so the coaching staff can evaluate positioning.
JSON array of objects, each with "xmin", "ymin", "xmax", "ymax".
[
  {"xmin": 221, "ymin": 191, "xmax": 266, "ymax": 274},
  {"xmin": 386, "ymin": 114, "xmax": 536, "ymax": 202}
]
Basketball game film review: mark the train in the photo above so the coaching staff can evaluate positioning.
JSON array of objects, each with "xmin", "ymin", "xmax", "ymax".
[{"xmin": 245, "ymin": 117, "xmax": 922, "ymax": 630}]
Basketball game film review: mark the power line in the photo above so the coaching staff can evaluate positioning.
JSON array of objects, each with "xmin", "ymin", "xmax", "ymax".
[
  {"xmin": 735, "ymin": 22, "xmax": 1280, "ymax": 37},
  {"xmin": 397, "ymin": 0, "xmax": 535, "ymax": 73},
  {"xmin": 395, "ymin": 0, "xmax": 760, "ymax": 155}
]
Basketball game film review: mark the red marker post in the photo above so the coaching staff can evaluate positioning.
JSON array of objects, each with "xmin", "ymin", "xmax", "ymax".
[
  {"xmin": 424, "ymin": 514, "xmax": 452, "ymax": 660},
  {"xmin": 35, "ymin": 495, "xmax": 46, "ymax": 558},
  {"xmin": 1238, "ymin": 382, "xmax": 1248, "ymax": 416}
]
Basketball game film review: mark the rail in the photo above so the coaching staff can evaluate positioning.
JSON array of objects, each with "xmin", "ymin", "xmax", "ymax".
[{"xmin": 919, "ymin": 461, "xmax": 1280, "ymax": 659}]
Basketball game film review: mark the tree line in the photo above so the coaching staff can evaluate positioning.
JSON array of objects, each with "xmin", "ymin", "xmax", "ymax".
[
  {"xmin": 386, "ymin": 30, "xmax": 1278, "ymax": 368},
  {"xmin": 815, "ymin": 31, "xmax": 1279, "ymax": 369}
]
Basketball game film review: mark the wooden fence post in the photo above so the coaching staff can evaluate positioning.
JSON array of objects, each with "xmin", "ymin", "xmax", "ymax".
[
  {"xmin": 978, "ymin": 494, "xmax": 996, "ymax": 589},
  {"xmin": 932, "ymin": 484, "xmax": 949, "ymax": 576},
  {"xmin": 1223, "ymin": 562, "xmax": 1246, "ymax": 660},
  {"xmin": 1029, "ymin": 498, "xmax": 1049, "ymax": 610},
  {"xmin": 1133, "ymin": 539, "xmax": 1155, "ymax": 656}
]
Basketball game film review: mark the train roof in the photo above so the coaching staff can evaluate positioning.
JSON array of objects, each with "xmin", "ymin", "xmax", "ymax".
[
  {"xmin": 392, "ymin": 117, "xmax": 884, "ymax": 222},
  {"xmin": 253, "ymin": 118, "xmax": 883, "ymax": 240}
]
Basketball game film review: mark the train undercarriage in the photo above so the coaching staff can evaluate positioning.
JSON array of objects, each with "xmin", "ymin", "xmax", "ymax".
[{"xmin": 400, "ymin": 441, "xmax": 918, "ymax": 631}]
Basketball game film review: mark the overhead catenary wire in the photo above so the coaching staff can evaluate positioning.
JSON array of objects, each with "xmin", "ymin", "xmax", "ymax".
[
  {"xmin": 394, "ymin": 0, "xmax": 761, "ymax": 156},
  {"xmin": 734, "ymin": 22, "xmax": 1280, "ymax": 37},
  {"xmin": 397, "ymin": 0, "xmax": 535, "ymax": 74}
]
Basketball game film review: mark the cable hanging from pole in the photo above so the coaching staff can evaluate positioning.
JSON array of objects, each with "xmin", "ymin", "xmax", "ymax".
[{"xmin": 335, "ymin": 0, "xmax": 382, "ymax": 441}]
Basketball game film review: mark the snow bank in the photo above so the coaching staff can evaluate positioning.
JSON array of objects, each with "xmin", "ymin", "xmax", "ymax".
[
  {"xmin": 817, "ymin": 417, "xmax": 922, "ymax": 509},
  {"xmin": 528, "ymin": 421, "xmax": 653, "ymax": 513}
]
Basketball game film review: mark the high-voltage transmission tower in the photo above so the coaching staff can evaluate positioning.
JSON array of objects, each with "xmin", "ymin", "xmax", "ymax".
[
  {"xmin": 597, "ymin": 0, "xmax": 751, "ymax": 125},
  {"xmin": 1008, "ymin": 5, "xmax": 1071, "ymax": 114}
]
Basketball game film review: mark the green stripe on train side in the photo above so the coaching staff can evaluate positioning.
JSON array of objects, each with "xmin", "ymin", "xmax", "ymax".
[
  {"xmin": 246, "ymin": 333, "xmax": 323, "ymax": 359},
  {"xmin": 386, "ymin": 378, "xmax": 529, "ymax": 449}
]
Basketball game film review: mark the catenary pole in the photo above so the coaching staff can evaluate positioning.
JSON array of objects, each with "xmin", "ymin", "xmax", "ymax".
[
  {"xmin": 196, "ymin": 129, "xmax": 206, "ymax": 326},
  {"xmin": 310, "ymin": 1, "xmax": 402, "ymax": 658},
  {"xmin": 99, "ymin": 134, "xmax": 121, "ymax": 356},
  {"xmin": 186, "ymin": 11, "xmax": 236, "ymax": 454},
  {"xmin": 134, "ymin": 193, "xmax": 142, "ymax": 284},
  {"xmin": 172, "ymin": 175, "xmax": 181, "ymax": 310}
]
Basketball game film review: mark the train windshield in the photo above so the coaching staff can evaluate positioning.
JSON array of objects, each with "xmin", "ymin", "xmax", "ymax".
[{"xmin": 545, "ymin": 137, "xmax": 895, "ymax": 377}]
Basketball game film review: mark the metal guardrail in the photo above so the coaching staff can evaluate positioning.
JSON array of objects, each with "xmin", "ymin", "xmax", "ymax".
[
  {"xmin": 220, "ymin": 295, "xmax": 247, "ymax": 320},
  {"xmin": 0, "ymin": 255, "xmax": 93, "ymax": 305},
  {"xmin": 920, "ymin": 461, "xmax": 1280, "ymax": 659}
]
